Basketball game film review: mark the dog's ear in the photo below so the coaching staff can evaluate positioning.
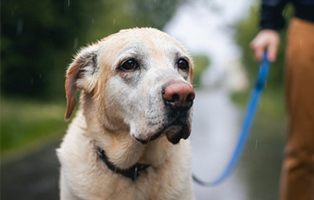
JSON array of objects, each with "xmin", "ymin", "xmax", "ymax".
[{"xmin": 65, "ymin": 45, "xmax": 99, "ymax": 121}]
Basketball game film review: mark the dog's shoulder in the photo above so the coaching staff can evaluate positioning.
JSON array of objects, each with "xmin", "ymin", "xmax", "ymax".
[{"xmin": 57, "ymin": 110, "xmax": 90, "ymax": 165}]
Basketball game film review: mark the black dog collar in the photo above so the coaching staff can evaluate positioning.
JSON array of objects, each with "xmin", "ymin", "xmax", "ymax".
[{"xmin": 96, "ymin": 147, "xmax": 150, "ymax": 182}]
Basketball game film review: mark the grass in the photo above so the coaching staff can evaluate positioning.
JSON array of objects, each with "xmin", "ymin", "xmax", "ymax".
[
  {"xmin": 232, "ymin": 86, "xmax": 286, "ymax": 118},
  {"xmin": 231, "ymin": 87, "xmax": 287, "ymax": 200},
  {"xmin": 231, "ymin": 86, "xmax": 287, "ymax": 146},
  {"xmin": 1, "ymin": 97, "xmax": 69, "ymax": 154}
]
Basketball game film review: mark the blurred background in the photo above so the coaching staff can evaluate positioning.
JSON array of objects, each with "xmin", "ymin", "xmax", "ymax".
[{"xmin": 1, "ymin": 0, "xmax": 293, "ymax": 199}]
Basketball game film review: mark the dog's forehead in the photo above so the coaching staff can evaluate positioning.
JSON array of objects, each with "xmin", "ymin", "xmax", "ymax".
[
  {"xmin": 116, "ymin": 28, "xmax": 185, "ymax": 50},
  {"xmin": 99, "ymin": 28, "xmax": 189, "ymax": 67}
]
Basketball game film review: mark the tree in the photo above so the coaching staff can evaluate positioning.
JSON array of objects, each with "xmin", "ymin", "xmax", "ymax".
[
  {"xmin": 1, "ymin": 0, "xmax": 186, "ymax": 100},
  {"xmin": 234, "ymin": 3, "xmax": 294, "ymax": 90}
]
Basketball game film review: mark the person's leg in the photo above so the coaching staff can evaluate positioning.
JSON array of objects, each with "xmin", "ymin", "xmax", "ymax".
[{"xmin": 280, "ymin": 18, "xmax": 314, "ymax": 200}]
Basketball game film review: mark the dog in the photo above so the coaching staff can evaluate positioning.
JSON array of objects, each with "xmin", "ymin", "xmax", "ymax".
[{"xmin": 57, "ymin": 28, "xmax": 195, "ymax": 200}]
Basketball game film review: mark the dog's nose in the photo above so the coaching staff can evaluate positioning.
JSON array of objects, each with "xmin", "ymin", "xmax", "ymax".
[{"xmin": 162, "ymin": 82, "xmax": 195, "ymax": 110}]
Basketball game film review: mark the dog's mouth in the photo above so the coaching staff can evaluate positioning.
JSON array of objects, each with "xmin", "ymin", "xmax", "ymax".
[
  {"xmin": 163, "ymin": 118, "xmax": 190, "ymax": 144},
  {"xmin": 134, "ymin": 111, "xmax": 191, "ymax": 145}
]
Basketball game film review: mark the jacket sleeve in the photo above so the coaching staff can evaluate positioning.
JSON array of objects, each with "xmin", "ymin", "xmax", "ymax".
[{"xmin": 260, "ymin": 0, "xmax": 290, "ymax": 30}]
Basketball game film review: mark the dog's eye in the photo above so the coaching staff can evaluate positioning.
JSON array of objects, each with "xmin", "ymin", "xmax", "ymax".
[
  {"xmin": 119, "ymin": 59, "xmax": 138, "ymax": 72},
  {"xmin": 177, "ymin": 58, "xmax": 189, "ymax": 71}
]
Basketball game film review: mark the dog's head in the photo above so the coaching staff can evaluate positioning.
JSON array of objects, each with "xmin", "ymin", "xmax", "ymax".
[{"xmin": 65, "ymin": 28, "xmax": 195, "ymax": 144}]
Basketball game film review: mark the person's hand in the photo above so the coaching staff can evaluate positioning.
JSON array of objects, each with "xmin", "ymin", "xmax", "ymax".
[{"xmin": 250, "ymin": 30, "xmax": 280, "ymax": 62}]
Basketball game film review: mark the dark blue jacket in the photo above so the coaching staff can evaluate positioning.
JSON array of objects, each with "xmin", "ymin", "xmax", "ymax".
[{"xmin": 261, "ymin": 0, "xmax": 314, "ymax": 30}]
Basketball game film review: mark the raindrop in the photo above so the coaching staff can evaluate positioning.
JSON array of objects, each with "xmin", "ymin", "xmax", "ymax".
[
  {"xmin": 113, "ymin": 19, "xmax": 116, "ymax": 24},
  {"xmin": 92, "ymin": 19, "xmax": 94, "ymax": 24},
  {"xmin": 17, "ymin": 19, "xmax": 23, "ymax": 35},
  {"xmin": 68, "ymin": 0, "xmax": 70, "ymax": 7},
  {"xmin": 282, "ymin": 9, "xmax": 285, "ymax": 16},
  {"xmin": 255, "ymin": 140, "xmax": 258, "ymax": 149},
  {"xmin": 73, "ymin": 37, "xmax": 79, "ymax": 49}
]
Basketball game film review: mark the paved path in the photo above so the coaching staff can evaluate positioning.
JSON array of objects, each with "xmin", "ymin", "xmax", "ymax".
[
  {"xmin": 191, "ymin": 90, "xmax": 248, "ymax": 200},
  {"xmin": 1, "ymin": 141, "xmax": 60, "ymax": 200}
]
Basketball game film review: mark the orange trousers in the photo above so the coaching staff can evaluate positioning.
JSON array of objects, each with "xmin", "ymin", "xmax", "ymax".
[{"xmin": 280, "ymin": 18, "xmax": 314, "ymax": 200}]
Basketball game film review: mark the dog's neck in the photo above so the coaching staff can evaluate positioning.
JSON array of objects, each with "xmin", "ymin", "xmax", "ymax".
[
  {"xmin": 93, "ymin": 129, "xmax": 175, "ymax": 169},
  {"xmin": 96, "ymin": 146, "xmax": 151, "ymax": 181},
  {"xmin": 79, "ymin": 101, "xmax": 177, "ymax": 169},
  {"xmin": 78, "ymin": 105, "xmax": 175, "ymax": 169}
]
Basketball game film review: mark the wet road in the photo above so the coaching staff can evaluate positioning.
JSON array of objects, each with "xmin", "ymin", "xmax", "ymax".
[
  {"xmin": 1, "ymin": 141, "xmax": 60, "ymax": 200},
  {"xmin": 191, "ymin": 89, "xmax": 247, "ymax": 200},
  {"xmin": 191, "ymin": 89, "xmax": 285, "ymax": 200},
  {"xmin": 1, "ymin": 90, "xmax": 284, "ymax": 200}
]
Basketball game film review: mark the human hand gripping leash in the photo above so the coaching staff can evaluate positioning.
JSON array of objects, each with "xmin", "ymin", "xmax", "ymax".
[{"xmin": 193, "ymin": 51, "xmax": 271, "ymax": 186}]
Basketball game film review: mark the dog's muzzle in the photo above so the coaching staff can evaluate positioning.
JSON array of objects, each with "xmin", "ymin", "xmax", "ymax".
[
  {"xmin": 161, "ymin": 82, "xmax": 194, "ymax": 144},
  {"xmin": 135, "ymin": 81, "xmax": 195, "ymax": 145}
]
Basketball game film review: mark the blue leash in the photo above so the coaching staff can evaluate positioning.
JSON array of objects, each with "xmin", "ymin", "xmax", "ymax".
[{"xmin": 193, "ymin": 51, "xmax": 271, "ymax": 186}]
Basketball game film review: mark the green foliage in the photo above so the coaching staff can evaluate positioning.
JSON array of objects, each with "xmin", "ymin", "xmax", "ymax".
[
  {"xmin": 232, "ymin": 86, "xmax": 285, "ymax": 120},
  {"xmin": 192, "ymin": 54, "xmax": 210, "ymax": 89},
  {"xmin": 1, "ymin": 98, "xmax": 68, "ymax": 153},
  {"xmin": 1, "ymin": 0, "xmax": 186, "ymax": 100},
  {"xmin": 1, "ymin": 0, "xmax": 188, "ymax": 153},
  {"xmin": 234, "ymin": 3, "xmax": 294, "ymax": 90}
]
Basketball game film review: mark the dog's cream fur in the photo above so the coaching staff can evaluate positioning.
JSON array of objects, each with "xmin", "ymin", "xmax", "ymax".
[{"xmin": 57, "ymin": 28, "xmax": 195, "ymax": 200}]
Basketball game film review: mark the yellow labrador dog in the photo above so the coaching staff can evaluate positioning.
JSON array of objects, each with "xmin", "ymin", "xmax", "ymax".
[{"xmin": 57, "ymin": 28, "xmax": 195, "ymax": 200}]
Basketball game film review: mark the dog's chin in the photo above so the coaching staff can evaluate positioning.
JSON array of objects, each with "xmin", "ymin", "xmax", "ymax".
[
  {"xmin": 163, "ymin": 125, "xmax": 187, "ymax": 144},
  {"xmin": 133, "ymin": 122, "xmax": 191, "ymax": 145}
]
